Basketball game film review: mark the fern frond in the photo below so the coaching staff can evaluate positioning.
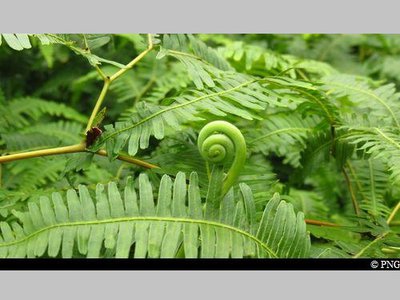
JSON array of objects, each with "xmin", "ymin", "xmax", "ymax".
[
  {"xmin": 148, "ymin": 134, "xmax": 208, "ymax": 186},
  {"xmin": 298, "ymin": 130, "xmax": 333, "ymax": 173},
  {"xmin": 346, "ymin": 159, "xmax": 391, "ymax": 218},
  {"xmin": 4, "ymin": 157, "xmax": 67, "ymax": 192},
  {"xmin": 91, "ymin": 73, "xmax": 270, "ymax": 157},
  {"xmin": 247, "ymin": 112, "xmax": 322, "ymax": 167},
  {"xmin": 298, "ymin": 126, "xmax": 355, "ymax": 178},
  {"xmin": 0, "ymin": 97, "xmax": 86, "ymax": 129},
  {"xmin": 237, "ymin": 155, "xmax": 278, "ymax": 214},
  {"xmin": 259, "ymin": 77, "xmax": 338, "ymax": 124},
  {"xmin": 23, "ymin": 121, "xmax": 83, "ymax": 144},
  {"xmin": 0, "ymin": 173, "xmax": 310, "ymax": 258},
  {"xmin": 2, "ymin": 121, "xmax": 83, "ymax": 152},
  {"xmin": 149, "ymin": 136, "xmax": 278, "ymax": 210},
  {"xmin": 220, "ymin": 41, "xmax": 337, "ymax": 78},
  {"xmin": 158, "ymin": 34, "xmax": 233, "ymax": 89},
  {"xmin": 2, "ymin": 133, "xmax": 60, "ymax": 153},
  {"xmin": 321, "ymin": 74, "xmax": 400, "ymax": 128},
  {"xmin": 331, "ymin": 217, "xmax": 400, "ymax": 258},
  {"xmin": 221, "ymin": 41, "xmax": 295, "ymax": 76},
  {"xmin": 341, "ymin": 125, "xmax": 400, "ymax": 184}
]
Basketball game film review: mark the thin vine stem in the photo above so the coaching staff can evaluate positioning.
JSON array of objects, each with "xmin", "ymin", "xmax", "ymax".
[
  {"xmin": 387, "ymin": 200, "xmax": 400, "ymax": 225},
  {"xmin": 95, "ymin": 150, "xmax": 158, "ymax": 169},
  {"xmin": 353, "ymin": 232, "xmax": 389, "ymax": 258},
  {"xmin": 85, "ymin": 34, "xmax": 154, "ymax": 131},
  {"xmin": 85, "ymin": 79, "xmax": 110, "ymax": 132},
  {"xmin": 305, "ymin": 219, "xmax": 340, "ymax": 227},
  {"xmin": 109, "ymin": 42, "xmax": 154, "ymax": 82},
  {"xmin": 0, "ymin": 144, "xmax": 86, "ymax": 163},
  {"xmin": 0, "ymin": 143, "xmax": 158, "ymax": 169},
  {"xmin": 342, "ymin": 165, "xmax": 361, "ymax": 217}
]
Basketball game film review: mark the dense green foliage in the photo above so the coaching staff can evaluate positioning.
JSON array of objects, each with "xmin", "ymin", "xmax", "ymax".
[{"xmin": 0, "ymin": 34, "xmax": 399, "ymax": 258}]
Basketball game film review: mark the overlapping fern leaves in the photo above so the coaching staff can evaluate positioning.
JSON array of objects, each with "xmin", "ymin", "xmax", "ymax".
[
  {"xmin": 247, "ymin": 112, "xmax": 322, "ymax": 167},
  {"xmin": 1, "ymin": 33, "xmax": 400, "ymax": 259},
  {"xmin": 91, "ymin": 73, "xmax": 270, "ymax": 158}
]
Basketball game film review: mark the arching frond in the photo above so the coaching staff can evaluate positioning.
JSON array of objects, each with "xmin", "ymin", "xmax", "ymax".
[
  {"xmin": 0, "ymin": 172, "xmax": 310, "ymax": 258},
  {"xmin": 321, "ymin": 74, "xmax": 400, "ymax": 128},
  {"xmin": 259, "ymin": 77, "xmax": 339, "ymax": 124},
  {"xmin": 91, "ymin": 73, "xmax": 270, "ymax": 158},
  {"xmin": 341, "ymin": 125, "xmax": 400, "ymax": 184}
]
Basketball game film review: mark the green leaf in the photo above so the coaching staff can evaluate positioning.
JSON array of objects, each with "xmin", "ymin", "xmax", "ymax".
[{"xmin": 0, "ymin": 173, "xmax": 310, "ymax": 258}]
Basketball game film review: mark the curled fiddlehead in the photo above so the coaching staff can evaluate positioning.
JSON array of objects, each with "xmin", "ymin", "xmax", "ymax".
[{"xmin": 197, "ymin": 120, "xmax": 246, "ymax": 195}]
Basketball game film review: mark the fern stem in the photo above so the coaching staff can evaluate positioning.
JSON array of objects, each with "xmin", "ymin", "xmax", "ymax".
[
  {"xmin": 95, "ymin": 65, "xmax": 107, "ymax": 80},
  {"xmin": 85, "ymin": 34, "xmax": 154, "ymax": 132},
  {"xmin": 367, "ymin": 159, "xmax": 378, "ymax": 217},
  {"xmin": 0, "ymin": 143, "xmax": 86, "ymax": 163},
  {"xmin": 374, "ymin": 127, "xmax": 400, "ymax": 150},
  {"xmin": 387, "ymin": 201, "xmax": 400, "ymax": 225},
  {"xmin": 0, "ymin": 144, "xmax": 158, "ymax": 169},
  {"xmin": 346, "ymin": 161, "xmax": 367, "ymax": 203},
  {"xmin": 96, "ymin": 150, "xmax": 159, "ymax": 169},
  {"xmin": 342, "ymin": 166, "xmax": 361, "ymax": 216},
  {"xmin": 85, "ymin": 79, "xmax": 110, "ymax": 132},
  {"xmin": 134, "ymin": 76, "xmax": 156, "ymax": 105},
  {"xmin": 353, "ymin": 232, "xmax": 389, "ymax": 258},
  {"xmin": 305, "ymin": 219, "xmax": 340, "ymax": 227},
  {"xmin": 109, "ymin": 37, "xmax": 154, "ymax": 82},
  {"xmin": 167, "ymin": 49, "xmax": 222, "ymax": 71}
]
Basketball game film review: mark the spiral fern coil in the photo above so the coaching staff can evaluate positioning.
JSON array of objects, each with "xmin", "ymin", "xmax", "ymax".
[{"xmin": 197, "ymin": 120, "xmax": 246, "ymax": 194}]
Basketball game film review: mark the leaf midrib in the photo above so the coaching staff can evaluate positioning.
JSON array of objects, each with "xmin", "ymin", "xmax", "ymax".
[
  {"xmin": 249, "ymin": 127, "xmax": 312, "ymax": 144},
  {"xmin": 0, "ymin": 215, "xmax": 278, "ymax": 258},
  {"xmin": 98, "ymin": 79, "xmax": 257, "ymax": 145}
]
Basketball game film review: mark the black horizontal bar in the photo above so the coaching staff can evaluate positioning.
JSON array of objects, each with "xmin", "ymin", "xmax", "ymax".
[{"xmin": 0, "ymin": 258, "xmax": 399, "ymax": 271}]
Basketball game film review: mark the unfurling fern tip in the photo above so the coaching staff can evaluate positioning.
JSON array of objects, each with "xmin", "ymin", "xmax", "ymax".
[{"xmin": 197, "ymin": 120, "xmax": 246, "ymax": 194}]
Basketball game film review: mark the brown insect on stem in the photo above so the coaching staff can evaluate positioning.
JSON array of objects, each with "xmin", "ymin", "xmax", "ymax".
[{"xmin": 85, "ymin": 127, "xmax": 103, "ymax": 147}]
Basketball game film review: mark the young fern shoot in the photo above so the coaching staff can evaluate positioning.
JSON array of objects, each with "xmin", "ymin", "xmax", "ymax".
[{"xmin": 197, "ymin": 120, "xmax": 247, "ymax": 195}]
